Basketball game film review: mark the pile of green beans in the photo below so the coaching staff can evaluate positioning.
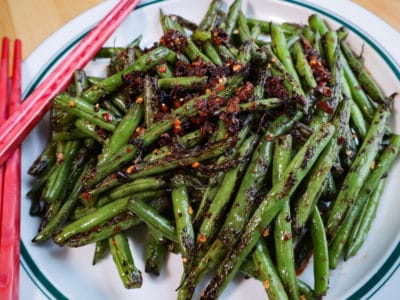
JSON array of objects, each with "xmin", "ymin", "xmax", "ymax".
[{"xmin": 27, "ymin": 0, "xmax": 399, "ymax": 298}]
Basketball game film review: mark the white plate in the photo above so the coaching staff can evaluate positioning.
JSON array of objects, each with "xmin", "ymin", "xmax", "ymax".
[{"xmin": 20, "ymin": 0, "xmax": 400, "ymax": 299}]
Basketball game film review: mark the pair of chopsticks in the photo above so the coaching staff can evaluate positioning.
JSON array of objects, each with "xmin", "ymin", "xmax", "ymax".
[
  {"xmin": 0, "ymin": 0, "xmax": 141, "ymax": 298},
  {"xmin": 0, "ymin": 37, "xmax": 22, "ymax": 300},
  {"xmin": 0, "ymin": 0, "xmax": 141, "ymax": 167}
]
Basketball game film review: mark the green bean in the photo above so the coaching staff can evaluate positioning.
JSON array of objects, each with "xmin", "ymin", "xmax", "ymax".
[
  {"xmin": 68, "ymin": 139, "xmax": 96, "ymax": 186},
  {"xmin": 128, "ymin": 198, "xmax": 178, "ymax": 243},
  {"xmin": 247, "ymin": 19, "xmax": 301, "ymax": 36},
  {"xmin": 253, "ymin": 239, "xmax": 289, "ymax": 300},
  {"xmin": 309, "ymin": 207, "xmax": 329, "ymax": 297},
  {"xmin": 186, "ymin": 39, "xmax": 213, "ymax": 63},
  {"xmin": 328, "ymin": 210, "xmax": 352, "ymax": 269},
  {"xmin": 109, "ymin": 232, "xmax": 142, "ymax": 289},
  {"xmin": 345, "ymin": 178, "xmax": 386, "ymax": 258},
  {"xmin": 323, "ymin": 171, "xmax": 338, "ymax": 202},
  {"xmin": 39, "ymin": 200, "xmax": 63, "ymax": 232},
  {"xmin": 144, "ymin": 130, "xmax": 203, "ymax": 162},
  {"xmin": 95, "ymin": 35, "xmax": 142, "ymax": 59},
  {"xmin": 201, "ymin": 123, "xmax": 335, "ymax": 299},
  {"xmin": 189, "ymin": 30, "xmax": 211, "ymax": 42},
  {"xmin": 28, "ymin": 142, "xmax": 57, "ymax": 177},
  {"xmin": 89, "ymin": 138, "xmax": 233, "ymax": 196},
  {"xmin": 105, "ymin": 178, "xmax": 167, "ymax": 204},
  {"xmin": 265, "ymin": 111, "xmax": 304, "ymax": 138},
  {"xmin": 325, "ymin": 31, "xmax": 342, "ymax": 102},
  {"xmin": 54, "ymin": 94, "xmax": 118, "ymax": 132},
  {"xmin": 341, "ymin": 124, "xmax": 357, "ymax": 169},
  {"xmin": 92, "ymin": 239, "xmax": 109, "ymax": 265},
  {"xmin": 340, "ymin": 41, "xmax": 386, "ymax": 104},
  {"xmin": 326, "ymin": 104, "xmax": 390, "ymax": 238},
  {"xmin": 158, "ymin": 76, "xmax": 208, "ymax": 91},
  {"xmin": 308, "ymin": 15, "xmax": 330, "ymax": 60},
  {"xmin": 81, "ymin": 46, "xmax": 176, "ymax": 105},
  {"xmin": 51, "ymin": 129, "xmax": 89, "ymax": 142},
  {"xmin": 308, "ymin": 14, "xmax": 329, "ymax": 36},
  {"xmin": 53, "ymin": 196, "xmax": 130, "ymax": 245},
  {"xmin": 143, "ymin": 75, "xmax": 156, "ymax": 128},
  {"xmin": 98, "ymin": 102, "xmax": 144, "ymax": 165},
  {"xmin": 171, "ymin": 174, "xmax": 196, "ymax": 270},
  {"xmin": 341, "ymin": 52, "xmax": 375, "ymax": 121},
  {"xmin": 71, "ymin": 189, "xmax": 163, "ymax": 220},
  {"xmin": 50, "ymin": 105, "xmax": 75, "ymax": 133},
  {"xmin": 271, "ymin": 23, "xmax": 301, "ymax": 86},
  {"xmin": 237, "ymin": 10, "xmax": 251, "ymax": 43},
  {"xmin": 145, "ymin": 233, "xmax": 168, "ymax": 276},
  {"xmin": 236, "ymin": 98, "xmax": 283, "ymax": 111},
  {"xmin": 73, "ymin": 119, "xmax": 105, "ymax": 143},
  {"xmin": 40, "ymin": 141, "xmax": 80, "ymax": 203},
  {"xmin": 297, "ymin": 279, "xmax": 316, "ymax": 300},
  {"xmin": 33, "ymin": 157, "xmax": 95, "ymax": 242},
  {"xmin": 67, "ymin": 193, "xmax": 167, "ymax": 246},
  {"xmin": 350, "ymin": 101, "xmax": 368, "ymax": 140},
  {"xmin": 215, "ymin": 44, "xmax": 237, "ymax": 61},
  {"xmin": 95, "ymin": 47, "xmax": 125, "ymax": 59},
  {"xmin": 341, "ymin": 134, "xmax": 400, "ymax": 259},
  {"xmin": 293, "ymin": 99, "xmax": 351, "ymax": 232},
  {"xmin": 292, "ymin": 41, "xmax": 317, "ymax": 91},
  {"xmin": 160, "ymin": 9, "xmax": 180, "ymax": 33},
  {"xmin": 71, "ymin": 212, "xmax": 140, "ymax": 248},
  {"xmin": 219, "ymin": 0, "xmax": 241, "ymax": 37},
  {"xmin": 203, "ymin": 41, "xmax": 223, "ymax": 65},
  {"xmin": 110, "ymin": 92, "xmax": 129, "ymax": 114},
  {"xmin": 336, "ymin": 26, "xmax": 349, "ymax": 41},
  {"xmin": 100, "ymin": 99, "xmax": 124, "ymax": 119},
  {"xmin": 272, "ymin": 134, "xmax": 299, "ymax": 300},
  {"xmin": 324, "ymin": 31, "xmax": 339, "ymax": 71},
  {"xmin": 198, "ymin": 0, "xmax": 222, "ymax": 31},
  {"xmin": 83, "ymin": 174, "xmax": 166, "ymax": 208},
  {"xmin": 197, "ymin": 135, "xmax": 257, "ymax": 249},
  {"xmin": 27, "ymin": 163, "xmax": 57, "ymax": 206},
  {"xmin": 338, "ymin": 64, "xmax": 368, "ymax": 140}
]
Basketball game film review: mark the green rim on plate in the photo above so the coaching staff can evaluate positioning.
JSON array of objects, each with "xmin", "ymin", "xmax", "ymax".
[{"xmin": 20, "ymin": 0, "xmax": 400, "ymax": 299}]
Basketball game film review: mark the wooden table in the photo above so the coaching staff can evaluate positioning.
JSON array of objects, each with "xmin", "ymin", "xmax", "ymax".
[{"xmin": 0, "ymin": 0, "xmax": 399, "ymax": 59}]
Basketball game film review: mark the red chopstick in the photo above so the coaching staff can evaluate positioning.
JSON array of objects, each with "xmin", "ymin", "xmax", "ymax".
[
  {"xmin": 0, "ymin": 0, "xmax": 141, "ymax": 167},
  {"xmin": 0, "ymin": 37, "xmax": 8, "ymax": 121},
  {"xmin": 0, "ymin": 39, "xmax": 22, "ymax": 300},
  {"xmin": 0, "ymin": 37, "xmax": 10, "ymax": 244}
]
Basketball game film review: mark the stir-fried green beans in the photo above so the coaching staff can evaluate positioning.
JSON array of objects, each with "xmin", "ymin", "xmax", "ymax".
[{"xmin": 26, "ymin": 0, "xmax": 399, "ymax": 297}]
